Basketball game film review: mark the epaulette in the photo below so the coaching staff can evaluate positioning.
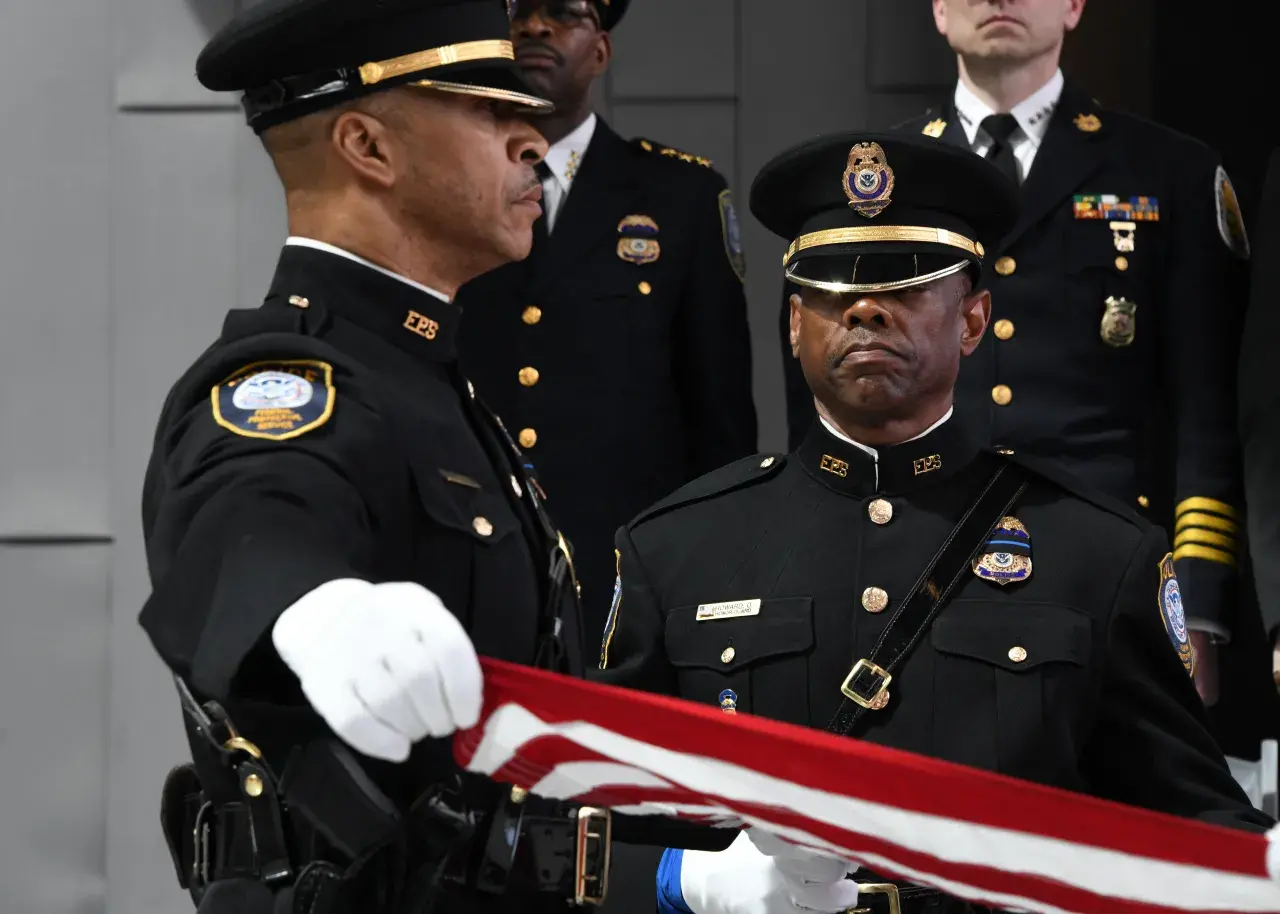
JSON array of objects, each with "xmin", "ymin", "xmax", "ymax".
[
  {"xmin": 999, "ymin": 450, "xmax": 1149, "ymax": 529},
  {"xmin": 630, "ymin": 453, "xmax": 785, "ymax": 528},
  {"xmin": 219, "ymin": 297, "xmax": 327, "ymax": 344},
  {"xmin": 633, "ymin": 137, "xmax": 714, "ymax": 168}
]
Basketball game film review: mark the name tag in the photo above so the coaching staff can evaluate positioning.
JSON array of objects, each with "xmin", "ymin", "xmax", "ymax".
[{"xmin": 696, "ymin": 599, "xmax": 761, "ymax": 622}]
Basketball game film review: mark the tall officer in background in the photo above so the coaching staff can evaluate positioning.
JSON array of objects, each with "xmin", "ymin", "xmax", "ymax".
[
  {"xmin": 609, "ymin": 133, "xmax": 1269, "ymax": 914},
  {"xmin": 456, "ymin": 0, "xmax": 758, "ymax": 634},
  {"xmin": 779, "ymin": 0, "xmax": 1252, "ymax": 706},
  {"xmin": 138, "ymin": 1, "xmax": 614, "ymax": 910}
]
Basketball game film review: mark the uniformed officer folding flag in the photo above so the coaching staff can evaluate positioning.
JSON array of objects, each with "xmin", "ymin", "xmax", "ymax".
[{"xmin": 456, "ymin": 659, "xmax": 1280, "ymax": 914}]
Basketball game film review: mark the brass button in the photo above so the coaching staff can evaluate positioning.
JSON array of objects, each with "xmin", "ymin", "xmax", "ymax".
[
  {"xmin": 518, "ymin": 366, "xmax": 540, "ymax": 387},
  {"xmin": 288, "ymin": 295, "xmax": 310, "ymax": 309},
  {"xmin": 519, "ymin": 428, "xmax": 537, "ymax": 448},
  {"xmin": 1008, "ymin": 646, "xmax": 1028, "ymax": 663},
  {"xmin": 994, "ymin": 256, "xmax": 1016, "ymax": 276},
  {"xmin": 1115, "ymin": 255, "xmax": 1129, "ymax": 272},
  {"xmin": 638, "ymin": 281, "xmax": 653, "ymax": 295},
  {"xmin": 522, "ymin": 305, "xmax": 543, "ymax": 325},
  {"xmin": 992, "ymin": 384, "xmax": 1013, "ymax": 406},
  {"xmin": 720, "ymin": 646, "xmax": 736, "ymax": 664},
  {"xmin": 760, "ymin": 457, "xmax": 775, "ymax": 469},
  {"xmin": 243, "ymin": 773, "xmax": 264, "ymax": 797},
  {"xmin": 862, "ymin": 587, "xmax": 889, "ymax": 614},
  {"xmin": 473, "ymin": 516, "xmax": 494, "ymax": 537},
  {"xmin": 868, "ymin": 499, "xmax": 894, "ymax": 525},
  {"xmin": 510, "ymin": 475, "xmax": 523, "ymax": 498},
  {"xmin": 993, "ymin": 319, "xmax": 1015, "ymax": 340},
  {"xmin": 1138, "ymin": 495, "xmax": 1150, "ymax": 508}
]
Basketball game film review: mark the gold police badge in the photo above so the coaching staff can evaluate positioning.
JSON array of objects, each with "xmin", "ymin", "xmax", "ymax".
[
  {"xmin": 1100, "ymin": 296, "xmax": 1137, "ymax": 347},
  {"xmin": 843, "ymin": 142, "xmax": 896, "ymax": 218}
]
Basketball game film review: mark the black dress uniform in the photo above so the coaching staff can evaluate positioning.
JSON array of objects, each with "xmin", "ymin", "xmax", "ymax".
[
  {"xmin": 137, "ymin": 1, "xmax": 610, "ymax": 910},
  {"xmin": 779, "ymin": 77, "xmax": 1252, "ymax": 641},
  {"xmin": 609, "ymin": 132, "xmax": 1267, "ymax": 912},
  {"xmin": 457, "ymin": 120, "xmax": 757, "ymax": 634}
]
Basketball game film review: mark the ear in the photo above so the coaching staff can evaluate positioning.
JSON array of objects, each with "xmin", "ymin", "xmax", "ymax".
[
  {"xmin": 593, "ymin": 29, "xmax": 613, "ymax": 75},
  {"xmin": 960, "ymin": 287, "xmax": 991, "ymax": 356},
  {"xmin": 788, "ymin": 292, "xmax": 804, "ymax": 358},
  {"xmin": 932, "ymin": 0, "xmax": 949, "ymax": 37},
  {"xmin": 1064, "ymin": 0, "xmax": 1086, "ymax": 31},
  {"xmin": 330, "ymin": 107, "xmax": 398, "ymax": 190}
]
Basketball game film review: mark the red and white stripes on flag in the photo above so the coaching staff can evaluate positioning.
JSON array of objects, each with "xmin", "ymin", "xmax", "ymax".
[{"xmin": 454, "ymin": 659, "xmax": 1280, "ymax": 914}]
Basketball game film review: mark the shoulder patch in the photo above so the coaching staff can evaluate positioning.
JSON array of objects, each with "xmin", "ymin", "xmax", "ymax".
[
  {"xmin": 718, "ymin": 189, "xmax": 746, "ymax": 282},
  {"xmin": 1215, "ymin": 165, "xmax": 1250, "ymax": 259},
  {"xmin": 211, "ymin": 360, "xmax": 334, "ymax": 440},
  {"xmin": 599, "ymin": 549, "xmax": 623, "ymax": 670},
  {"xmin": 633, "ymin": 137, "xmax": 713, "ymax": 168},
  {"xmin": 1158, "ymin": 552, "xmax": 1195, "ymax": 676},
  {"xmin": 630, "ymin": 454, "xmax": 785, "ymax": 529},
  {"xmin": 998, "ymin": 451, "xmax": 1148, "ymax": 528}
]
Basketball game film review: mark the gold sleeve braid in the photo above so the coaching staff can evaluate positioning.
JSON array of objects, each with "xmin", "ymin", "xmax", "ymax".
[{"xmin": 1173, "ymin": 497, "xmax": 1238, "ymax": 567}]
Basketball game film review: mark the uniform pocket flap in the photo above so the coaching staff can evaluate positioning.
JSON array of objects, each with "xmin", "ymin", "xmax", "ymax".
[
  {"xmin": 930, "ymin": 601, "xmax": 1091, "ymax": 671},
  {"xmin": 410, "ymin": 460, "xmax": 517, "ymax": 544},
  {"xmin": 664, "ymin": 596, "xmax": 814, "ymax": 672}
]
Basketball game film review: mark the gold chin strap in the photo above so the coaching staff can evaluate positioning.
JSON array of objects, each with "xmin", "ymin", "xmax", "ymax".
[
  {"xmin": 786, "ymin": 257, "xmax": 970, "ymax": 294},
  {"xmin": 410, "ymin": 78, "xmax": 554, "ymax": 111}
]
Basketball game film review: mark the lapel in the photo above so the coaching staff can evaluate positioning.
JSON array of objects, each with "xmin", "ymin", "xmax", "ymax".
[
  {"xmin": 534, "ymin": 119, "xmax": 647, "ymax": 288},
  {"xmin": 937, "ymin": 96, "xmax": 969, "ymax": 149},
  {"xmin": 1002, "ymin": 78, "xmax": 1111, "ymax": 247}
]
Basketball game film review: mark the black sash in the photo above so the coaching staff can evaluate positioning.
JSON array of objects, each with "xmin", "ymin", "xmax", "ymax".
[{"xmin": 826, "ymin": 456, "xmax": 1029, "ymax": 737}]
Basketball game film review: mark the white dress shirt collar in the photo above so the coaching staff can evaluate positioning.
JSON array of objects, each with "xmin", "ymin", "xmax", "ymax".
[
  {"xmin": 954, "ymin": 68, "xmax": 1064, "ymax": 150},
  {"xmin": 284, "ymin": 236, "xmax": 451, "ymax": 303},
  {"xmin": 543, "ymin": 112, "xmax": 597, "ymax": 194}
]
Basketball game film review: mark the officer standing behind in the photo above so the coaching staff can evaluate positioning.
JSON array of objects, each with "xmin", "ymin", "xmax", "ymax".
[
  {"xmin": 778, "ymin": 0, "xmax": 1252, "ymax": 705},
  {"xmin": 456, "ymin": 0, "xmax": 758, "ymax": 632},
  {"xmin": 605, "ymin": 133, "xmax": 1269, "ymax": 914},
  {"xmin": 139, "ymin": 1, "xmax": 610, "ymax": 910}
]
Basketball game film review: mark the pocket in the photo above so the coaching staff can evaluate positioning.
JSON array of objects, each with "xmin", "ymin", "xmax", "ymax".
[
  {"xmin": 931, "ymin": 601, "xmax": 1091, "ymax": 670},
  {"xmin": 409, "ymin": 460, "xmax": 518, "ymax": 545},
  {"xmin": 664, "ymin": 596, "xmax": 814, "ymax": 720}
]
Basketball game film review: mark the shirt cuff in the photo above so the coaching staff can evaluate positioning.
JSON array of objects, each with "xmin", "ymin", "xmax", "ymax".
[
  {"xmin": 657, "ymin": 848, "xmax": 694, "ymax": 914},
  {"xmin": 1186, "ymin": 618, "xmax": 1231, "ymax": 644}
]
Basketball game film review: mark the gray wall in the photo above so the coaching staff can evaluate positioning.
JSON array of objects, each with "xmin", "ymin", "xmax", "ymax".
[{"xmin": 0, "ymin": 1, "xmax": 950, "ymax": 910}]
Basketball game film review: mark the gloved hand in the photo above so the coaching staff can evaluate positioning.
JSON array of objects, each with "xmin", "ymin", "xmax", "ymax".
[
  {"xmin": 677, "ymin": 829, "xmax": 859, "ymax": 914},
  {"xmin": 271, "ymin": 578, "xmax": 483, "ymax": 762}
]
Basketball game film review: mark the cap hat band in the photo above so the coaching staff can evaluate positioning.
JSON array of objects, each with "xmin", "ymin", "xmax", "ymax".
[
  {"xmin": 358, "ymin": 39, "xmax": 514, "ymax": 85},
  {"xmin": 784, "ymin": 225, "xmax": 984, "ymax": 267}
]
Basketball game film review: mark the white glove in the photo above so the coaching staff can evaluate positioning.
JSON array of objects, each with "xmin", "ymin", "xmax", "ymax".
[
  {"xmin": 679, "ymin": 830, "xmax": 860, "ymax": 914},
  {"xmin": 271, "ymin": 578, "xmax": 484, "ymax": 762}
]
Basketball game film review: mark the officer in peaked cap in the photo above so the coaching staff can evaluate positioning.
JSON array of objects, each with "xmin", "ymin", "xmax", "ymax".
[
  {"xmin": 135, "ymin": 1, "xmax": 709, "ymax": 912},
  {"xmin": 593, "ymin": 133, "xmax": 1268, "ymax": 914}
]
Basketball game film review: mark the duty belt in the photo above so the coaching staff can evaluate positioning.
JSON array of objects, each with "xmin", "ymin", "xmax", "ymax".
[{"xmin": 851, "ymin": 873, "xmax": 993, "ymax": 914}]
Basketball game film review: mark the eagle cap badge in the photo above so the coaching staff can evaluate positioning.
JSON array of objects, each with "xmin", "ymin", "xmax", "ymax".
[{"xmin": 843, "ymin": 142, "xmax": 896, "ymax": 218}]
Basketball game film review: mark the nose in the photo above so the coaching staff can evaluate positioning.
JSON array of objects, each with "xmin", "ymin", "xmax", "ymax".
[
  {"xmin": 512, "ymin": 118, "xmax": 549, "ymax": 165},
  {"xmin": 843, "ymin": 294, "xmax": 893, "ymax": 329},
  {"xmin": 514, "ymin": 10, "xmax": 554, "ymax": 39}
]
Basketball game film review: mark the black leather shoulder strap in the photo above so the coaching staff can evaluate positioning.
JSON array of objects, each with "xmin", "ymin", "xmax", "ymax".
[{"xmin": 827, "ymin": 456, "xmax": 1030, "ymax": 737}]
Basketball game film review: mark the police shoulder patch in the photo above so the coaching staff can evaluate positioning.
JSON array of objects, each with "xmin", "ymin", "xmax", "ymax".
[
  {"xmin": 599, "ymin": 549, "xmax": 623, "ymax": 670},
  {"xmin": 1158, "ymin": 552, "xmax": 1195, "ymax": 676},
  {"xmin": 1215, "ymin": 165, "xmax": 1250, "ymax": 259},
  {"xmin": 211, "ymin": 360, "xmax": 334, "ymax": 440},
  {"xmin": 718, "ymin": 188, "xmax": 746, "ymax": 283}
]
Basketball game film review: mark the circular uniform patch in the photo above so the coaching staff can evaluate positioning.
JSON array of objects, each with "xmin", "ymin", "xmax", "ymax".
[
  {"xmin": 719, "ymin": 189, "xmax": 746, "ymax": 283},
  {"xmin": 212, "ymin": 360, "xmax": 335, "ymax": 441},
  {"xmin": 1215, "ymin": 165, "xmax": 1250, "ymax": 259},
  {"xmin": 1158, "ymin": 552, "xmax": 1194, "ymax": 676}
]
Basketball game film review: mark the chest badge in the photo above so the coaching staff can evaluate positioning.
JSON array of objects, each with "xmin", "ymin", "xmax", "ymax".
[
  {"xmin": 973, "ymin": 516, "xmax": 1032, "ymax": 585},
  {"xmin": 617, "ymin": 214, "xmax": 661, "ymax": 265},
  {"xmin": 1100, "ymin": 296, "xmax": 1137, "ymax": 347}
]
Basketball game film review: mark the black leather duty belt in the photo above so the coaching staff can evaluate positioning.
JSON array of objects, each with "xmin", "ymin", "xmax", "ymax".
[{"xmin": 851, "ymin": 874, "xmax": 991, "ymax": 914}]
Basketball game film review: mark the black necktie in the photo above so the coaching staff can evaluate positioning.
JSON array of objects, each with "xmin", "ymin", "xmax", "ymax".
[
  {"xmin": 532, "ymin": 161, "xmax": 552, "ymax": 250},
  {"xmin": 979, "ymin": 113, "xmax": 1021, "ymax": 185}
]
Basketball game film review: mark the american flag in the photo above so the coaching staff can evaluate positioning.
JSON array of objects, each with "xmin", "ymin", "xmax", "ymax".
[{"xmin": 455, "ymin": 659, "xmax": 1280, "ymax": 914}]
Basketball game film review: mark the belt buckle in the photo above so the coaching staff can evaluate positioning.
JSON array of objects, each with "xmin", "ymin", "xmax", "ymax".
[
  {"xmin": 841, "ymin": 659, "xmax": 893, "ymax": 710},
  {"xmin": 573, "ymin": 806, "xmax": 611, "ymax": 906},
  {"xmin": 850, "ymin": 883, "xmax": 901, "ymax": 914}
]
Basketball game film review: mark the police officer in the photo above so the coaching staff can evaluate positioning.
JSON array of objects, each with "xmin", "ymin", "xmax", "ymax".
[
  {"xmin": 602, "ymin": 132, "xmax": 1270, "ymax": 914},
  {"xmin": 139, "ymin": 1, "xmax": 612, "ymax": 910},
  {"xmin": 456, "ymin": 0, "xmax": 758, "ymax": 633},
  {"xmin": 778, "ymin": 0, "xmax": 1252, "ymax": 704}
]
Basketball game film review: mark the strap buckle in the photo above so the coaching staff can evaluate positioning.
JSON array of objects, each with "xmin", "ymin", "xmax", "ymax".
[
  {"xmin": 572, "ymin": 806, "xmax": 611, "ymax": 905},
  {"xmin": 850, "ymin": 883, "xmax": 901, "ymax": 914},
  {"xmin": 840, "ymin": 659, "xmax": 893, "ymax": 710},
  {"xmin": 191, "ymin": 801, "xmax": 214, "ymax": 892}
]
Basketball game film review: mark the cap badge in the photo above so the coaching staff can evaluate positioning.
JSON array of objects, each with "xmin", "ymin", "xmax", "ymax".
[{"xmin": 843, "ymin": 142, "xmax": 896, "ymax": 218}]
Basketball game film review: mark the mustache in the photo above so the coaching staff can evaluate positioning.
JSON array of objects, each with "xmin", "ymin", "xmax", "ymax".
[
  {"xmin": 828, "ymin": 333, "xmax": 906, "ymax": 370},
  {"xmin": 515, "ymin": 39, "xmax": 564, "ymax": 64}
]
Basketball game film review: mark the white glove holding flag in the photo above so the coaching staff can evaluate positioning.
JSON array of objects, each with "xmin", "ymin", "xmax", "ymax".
[
  {"xmin": 671, "ymin": 829, "xmax": 860, "ymax": 914},
  {"xmin": 271, "ymin": 578, "xmax": 483, "ymax": 761}
]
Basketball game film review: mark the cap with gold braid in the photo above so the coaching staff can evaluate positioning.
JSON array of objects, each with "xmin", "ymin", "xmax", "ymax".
[
  {"xmin": 749, "ymin": 132, "xmax": 1019, "ymax": 294},
  {"xmin": 197, "ymin": 0, "xmax": 552, "ymax": 133}
]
